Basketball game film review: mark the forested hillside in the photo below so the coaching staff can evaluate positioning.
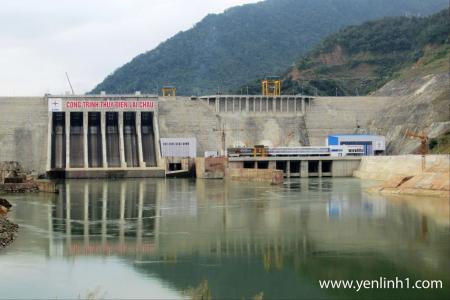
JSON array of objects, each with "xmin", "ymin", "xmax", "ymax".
[
  {"xmin": 91, "ymin": 0, "xmax": 447, "ymax": 95},
  {"xmin": 276, "ymin": 8, "xmax": 449, "ymax": 96}
]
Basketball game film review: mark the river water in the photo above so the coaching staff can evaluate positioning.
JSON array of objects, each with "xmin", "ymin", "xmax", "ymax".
[{"xmin": 0, "ymin": 178, "xmax": 448, "ymax": 299}]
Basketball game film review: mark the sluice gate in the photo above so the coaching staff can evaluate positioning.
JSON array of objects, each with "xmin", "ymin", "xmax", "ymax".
[
  {"xmin": 46, "ymin": 95, "xmax": 164, "ymax": 178},
  {"xmin": 51, "ymin": 112, "xmax": 66, "ymax": 169},
  {"xmin": 106, "ymin": 112, "xmax": 120, "ymax": 167},
  {"xmin": 70, "ymin": 112, "xmax": 84, "ymax": 168},
  {"xmin": 141, "ymin": 112, "xmax": 157, "ymax": 167},
  {"xmin": 123, "ymin": 112, "xmax": 139, "ymax": 167},
  {"xmin": 88, "ymin": 112, "xmax": 102, "ymax": 168}
]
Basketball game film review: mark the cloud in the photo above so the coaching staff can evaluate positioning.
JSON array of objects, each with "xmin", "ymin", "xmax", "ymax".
[{"xmin": 0, "ymin": 0, "xmax": 259, "ymax": 96}]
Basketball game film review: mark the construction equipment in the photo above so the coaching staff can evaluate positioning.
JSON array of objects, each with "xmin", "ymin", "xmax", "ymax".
[
  {"xmin": 162, "ymin": 86, "xmax": 176, "ymax": 97},
  {"xmin": 252, "ymin": 145, "xmax": 268, "ymax": 157},
  {"xmin": 405, "ymin": 129, "xmax": 429, "ymax": 171},
  {"xmin": 262, "ymin": 76, "xmax": 281, "ymax": 96}
]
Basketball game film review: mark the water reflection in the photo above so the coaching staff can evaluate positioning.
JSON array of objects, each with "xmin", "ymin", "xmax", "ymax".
[{"xmin": 3, "ymin": 178, "xmax": 450, "ymax": 300}]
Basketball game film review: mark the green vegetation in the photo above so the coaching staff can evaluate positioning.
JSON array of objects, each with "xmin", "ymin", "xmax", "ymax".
[
  {"xmin": 430, "ymin": 131, "xmax": 450, "ymax": 154},
  {"xmin": 275, "ymin": 8, "xmax": 449, "ymax": 96},
  {"xmin": 90, "ymin": 0, "xmax": 447, "ymax": 95}
]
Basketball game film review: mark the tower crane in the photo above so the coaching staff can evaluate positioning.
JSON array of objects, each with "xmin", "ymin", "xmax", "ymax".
[{"xmin": 405, "ymin": 129, "xmax": 429, "ymax": 171}]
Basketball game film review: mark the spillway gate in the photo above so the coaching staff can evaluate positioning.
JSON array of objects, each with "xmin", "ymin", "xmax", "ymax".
[{"xmin": 46, "ymin": 95, "xmax": 165, "ymax": 179}]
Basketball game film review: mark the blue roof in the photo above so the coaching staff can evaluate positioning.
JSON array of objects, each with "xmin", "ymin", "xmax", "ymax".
[{"xmin": 328, "ymin": 134, "xmax": 382, "ymax": 138}]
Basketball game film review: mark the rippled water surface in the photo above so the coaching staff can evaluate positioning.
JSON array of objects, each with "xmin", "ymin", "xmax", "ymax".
[{"xmin": 0, "ymin": 178, "xmax": 448, "ymax": 299}]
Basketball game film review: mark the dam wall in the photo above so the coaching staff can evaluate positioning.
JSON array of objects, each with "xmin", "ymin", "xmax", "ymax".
[
  {"xmin": 158, "ymin": 97, "xmax": 309, "ymax": 156},
  {"xmin": 0, "ymin": 97, "xmax": 48, "ymax": 173},
  {"xmin": 0, "ymin": 95, "xmax": 400, "ymax": 175},
  {"xmin": 305, "ymin": 96, "xmax": 396, "ymax": 146}
]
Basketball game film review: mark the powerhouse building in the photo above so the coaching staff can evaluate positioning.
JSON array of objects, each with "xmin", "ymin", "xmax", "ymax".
[{"xmin": 326, "ymin": 135, "xmax": 386, "ymax": 156}]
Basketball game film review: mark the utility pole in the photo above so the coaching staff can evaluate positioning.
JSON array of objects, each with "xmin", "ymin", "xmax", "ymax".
[{"xmin": 65, "ymin": 72, "xmax": 75, "ymax": 95}]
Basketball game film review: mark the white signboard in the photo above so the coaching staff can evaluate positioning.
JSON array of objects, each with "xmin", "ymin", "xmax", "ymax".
[
  {"xmin": 160, "ymin": 138, "xmax": 197, "ymax": 158},
  {"xmin": 48, "ymin": 98, "xmax": 62, "ymax": 112},
  {"xmin": 47, "ymin": 97, "xmax": 157, "ymax": 112}
]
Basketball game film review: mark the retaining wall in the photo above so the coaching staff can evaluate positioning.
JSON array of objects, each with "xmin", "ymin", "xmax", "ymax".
[
  {"xmin": 354, "ymin": 155, "xmax": 450, "ymax": 180},
  {"xmin": 0, "ymin": 97, "xmax": 48, "ymax": 174}
]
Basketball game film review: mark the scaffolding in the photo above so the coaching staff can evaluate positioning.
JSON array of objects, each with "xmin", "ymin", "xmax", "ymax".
[{"xmin": 262, "ymin": 77, "xmax": 281, "ymax": 96}]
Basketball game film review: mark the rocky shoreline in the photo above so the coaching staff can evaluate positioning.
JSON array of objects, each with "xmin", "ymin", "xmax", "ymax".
[{"xmin": 0, "ymin": 216, "xmax": 18, "ymax": 249}]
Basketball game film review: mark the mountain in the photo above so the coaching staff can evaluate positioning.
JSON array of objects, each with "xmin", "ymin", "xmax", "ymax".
[
  {"xmin": 90, "ymin": 0, "xmax": 448, "ymax": 95},
  {"xmin": 365, "ymin": 11, "xmax": 449, "ymax": 154},
  {"xmin": 277, "ymin": 8, "xmax": 449, "ymax": 96}
]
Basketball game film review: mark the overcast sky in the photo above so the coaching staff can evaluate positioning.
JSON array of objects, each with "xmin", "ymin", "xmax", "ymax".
[{"xmin": 0, "ymin": 0, "xmax": 260, "ymax": 96}]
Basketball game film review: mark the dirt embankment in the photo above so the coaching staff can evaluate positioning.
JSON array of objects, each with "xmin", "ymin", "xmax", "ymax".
[{"xmin": 355, "ymin": 155, "xmax": 450, "ymax": 198}]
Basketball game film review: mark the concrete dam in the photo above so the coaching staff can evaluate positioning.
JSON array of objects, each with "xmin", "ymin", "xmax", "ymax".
[{"xmin": 0, "ymin": 94, "xmax": 395, "ymax": 177}]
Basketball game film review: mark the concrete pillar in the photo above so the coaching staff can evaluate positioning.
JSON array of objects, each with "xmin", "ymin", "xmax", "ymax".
[
  {"xmin": 300, "ymin": 161, "xmax": 309, "ymax": 178},
  {"xmin": 294, "ymin": 98, "xmax": 297, "ymax": 113},
  {"xmin": 286, "ymin": 161, "xmax": 291, "ymax": 178},
  {"xmin": 225, "ymin": 98, "xmax": 228, "ymax": 113},
  {"xmin": 46, "ymin": 112, "xmax": 53, "ymax": 171},
  {"xmin": 318, "ymin": 160, "xmax": 323, "ymax": 178},
  {"xmin": 101, "ymin": 112, "xmax": 108, "ymax": 168},
  {"xmin": 246, "ymin": 98, "xmax": 249, "ymax": 113},
  {"xmin": 65, "ymin": 112, "xmax": 71, "ymax": 169},
  {"xmin": 135, "ymin": 111, "xmax": 145, "ymax": 167},
  {"xmin": 153, "ymin": 110, "xmax": 163, "ymax": 166},
  {"xmin": 268, "ymin": 161, "xmax": 276, "ymax": 170},
  {"xmin": 216, "ymin": 97, "xmax": 220, "ymax": 113},
  {"xmin": 83, "ymin": 111, "xmax": 89, "ymax": 168},
  {"xmin": 118, "ymin": 112, "xmax": 126, "ymax": 168},
  {"xmin": 302, "ymin": 98, "xmax": 306, "ymax": 114}
]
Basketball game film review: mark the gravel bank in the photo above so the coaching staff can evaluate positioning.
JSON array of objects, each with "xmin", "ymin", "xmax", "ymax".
[{"xmin": 0, "ymin": 216, "xmax": 18, "ymax": 249}]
